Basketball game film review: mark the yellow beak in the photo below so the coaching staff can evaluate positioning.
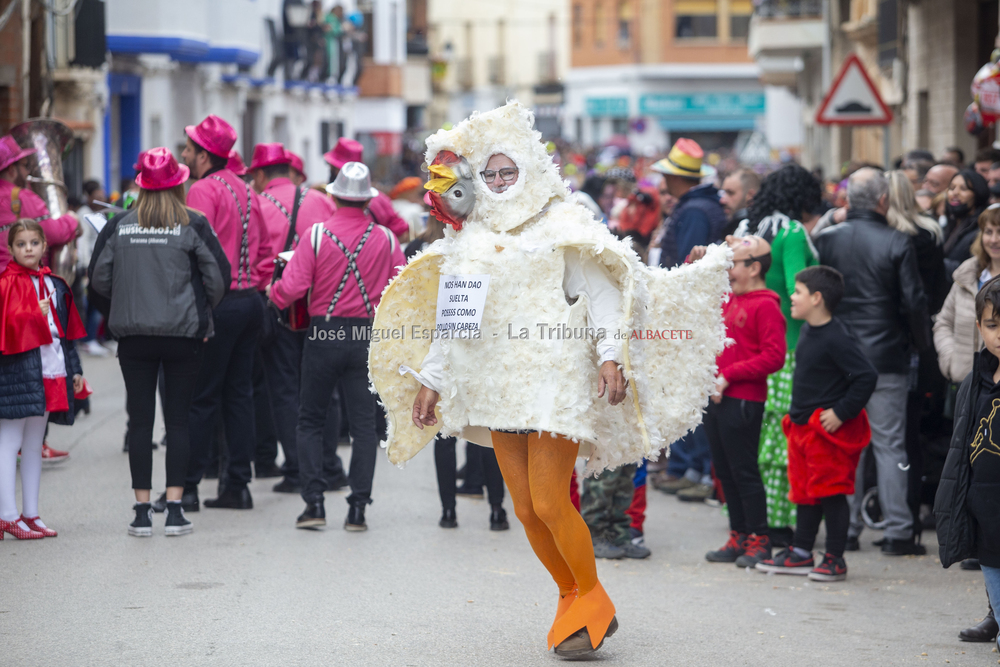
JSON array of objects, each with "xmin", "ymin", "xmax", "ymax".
[{"xmin": 425, "ymin": 163, "xmax": 458, "ymax": 194}]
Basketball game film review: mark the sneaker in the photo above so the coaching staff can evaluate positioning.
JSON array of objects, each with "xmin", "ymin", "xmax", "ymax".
[
  {"xmin": 623, "ymin": 537, "xmax": 651, "ymax": 559},
  {"xmin": 755, "ymin": 548, "xmax": 814, "ymax": 575},
  {"xmin": 808, "ymin": 552, "xmax": 847, "ymax": 581},
  {"xmin": 654, "ymin": 474, "xmax": 695, "ymax": 495},
  {"xmin": 41, "ymin": 443, "xmax": 69, "ymax": 464},
  {"xmin": 706, "ymin": 530, "xmax": 748, "ymax": 563},
  {"xmin": 164, "ymin": 502, "xmax": 193, "ymax": 536},
  {"xmin": 844, "ymin": 535, "xmax": 860, "ymax": 552},
  {"xmin": 129, "ymin": 503, "xmax": 153, "ymax": 537},
  {"xmin": 593, "ymin": 537, "xmax": 626, "ymax": 559},
  {"xmin": 676, "ymin": 482, "xmax": 713, "ymax": 502},
  {"xmin": 83, "ymin": 340, "xmax": 109, "ymax": 357},
  {"xmin": 735, "ymin": 533, "xmax": 772, "ymax": 568}
]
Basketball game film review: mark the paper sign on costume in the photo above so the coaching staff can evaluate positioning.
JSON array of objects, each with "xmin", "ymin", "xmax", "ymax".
[{"xmin": 435, "ymin": 274, "xmax": 490, "ymax": 331}]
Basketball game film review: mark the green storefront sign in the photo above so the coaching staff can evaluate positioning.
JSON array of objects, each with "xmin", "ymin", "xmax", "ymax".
[
  {"xmin": 585, "ymin": 97, "xmax": 629, "ymax": 117},
  {"xmin": 639, "ymin": 93, "xmax": 765, "ymax": 117}
]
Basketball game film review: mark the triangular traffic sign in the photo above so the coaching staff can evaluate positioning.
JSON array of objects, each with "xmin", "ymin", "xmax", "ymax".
[{"xmin": 816, "ymin": 54, "xmax": 893, "ymax": 125}]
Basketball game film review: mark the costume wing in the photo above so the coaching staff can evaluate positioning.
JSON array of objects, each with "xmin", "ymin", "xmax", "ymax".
[
  {"xmin": 555, "ymin": 240, "xmax": 731, "ymax": 472},
  {"xmin": 624, "ymin": 245, "xmax": 732, "ymax": 460},
  {"xmin": 369, "ymin": 251, "xmax": 444, "ymax": 466}
]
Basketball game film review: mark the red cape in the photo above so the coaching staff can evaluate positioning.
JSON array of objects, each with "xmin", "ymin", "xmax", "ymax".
[{"xmin": 0, "ymin": 262, "xmax": 85, "ymax": 355}]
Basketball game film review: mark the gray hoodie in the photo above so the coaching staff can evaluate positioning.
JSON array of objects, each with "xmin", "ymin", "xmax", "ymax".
[{"xmin": 89, "ymin": 208, "xmax": 230, "ymax": 339}]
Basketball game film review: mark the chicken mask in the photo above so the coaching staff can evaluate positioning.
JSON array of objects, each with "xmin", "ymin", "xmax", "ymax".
[
  {"xmin": 423, "ymin": 150, "xmax": 475, "ymax": 231},
  {"xmin": 423, "ymin": 101, "xmax": 569, "ymax": 234}
]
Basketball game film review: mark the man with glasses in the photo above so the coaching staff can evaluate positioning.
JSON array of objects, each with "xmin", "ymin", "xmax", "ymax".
[{"xmin": 480, "ymin": 154, "xmax": 519, "ymax": 193}]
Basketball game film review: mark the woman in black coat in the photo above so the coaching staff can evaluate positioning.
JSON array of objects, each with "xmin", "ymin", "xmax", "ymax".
[{"xmin": 943, "ymin": 169, "xmax": 990, "ymax": 283}]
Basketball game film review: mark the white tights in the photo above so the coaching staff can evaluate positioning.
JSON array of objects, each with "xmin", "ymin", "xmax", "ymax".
[{"xmin": 0, "ymin": 415, "xmax": 47, "ymax": 522}]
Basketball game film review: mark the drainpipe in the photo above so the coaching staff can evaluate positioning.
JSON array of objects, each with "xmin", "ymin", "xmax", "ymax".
[{"xmin": 21, "ymin": 0, "xmax": 29, "ymax": 119}]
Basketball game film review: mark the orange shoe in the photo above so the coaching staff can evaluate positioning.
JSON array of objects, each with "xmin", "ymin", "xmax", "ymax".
[
  {"xmin": 549, "ymin": 580, "xmax": 617, "ymax": 655},
  {"xmin": 546, "ymin": 586, "xmax": 578, "ymax": 648}
]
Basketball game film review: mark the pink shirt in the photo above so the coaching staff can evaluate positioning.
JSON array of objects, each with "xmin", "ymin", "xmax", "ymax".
[
  {"xmin": 334, "ymin": 191, "xmax": 408, "ymax": 241},
  {"xmin": 270, "ymin": 206, "xmax": 405, "ymax": 318},
  {"xmin": 187, "ymin": 168, "xmax": 273, "ymax": 290},
  {"xmin": 256, "ymin": 178, "xmax": 335, "ymax": 285},
  {"xmin": 0, "ymin": 178, "xmax": 78, "ymax": 272}
]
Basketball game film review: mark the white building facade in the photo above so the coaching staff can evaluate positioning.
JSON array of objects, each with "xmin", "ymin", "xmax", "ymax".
[{"xmin": 103, "ymin": 0, "xmax": 408, "ymax": 192}]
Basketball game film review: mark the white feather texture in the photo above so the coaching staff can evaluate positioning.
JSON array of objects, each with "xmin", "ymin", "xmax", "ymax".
[
  {"xmin": 424, "ymin": 101, "xmax": 567, "ymax": 233},
  {"xmin": 368, "ymin": 101, "xmax": 732, "ymax": 473}
]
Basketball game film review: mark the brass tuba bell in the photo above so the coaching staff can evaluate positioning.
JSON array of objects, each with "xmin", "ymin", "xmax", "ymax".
[{"xmin": 9, "ymin": 118, "xmax": 77, "ymax": 284}]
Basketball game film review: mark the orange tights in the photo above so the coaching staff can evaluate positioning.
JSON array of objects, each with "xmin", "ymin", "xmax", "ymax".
[{"xmin": 490, "ymin": 430, "xmax": 597, "ymax": 597}]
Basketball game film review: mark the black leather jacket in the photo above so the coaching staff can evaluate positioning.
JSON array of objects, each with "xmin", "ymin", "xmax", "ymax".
[{"xmin": 814, "ymin": 209, "xmax": 932, "ymax": 374}]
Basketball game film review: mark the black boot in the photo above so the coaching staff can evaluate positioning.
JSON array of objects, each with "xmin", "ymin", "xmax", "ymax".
[
  {"xmin": 960, "ymin": 609, "xmax": 998, "ymax": 642},
  {"xmin": 272, "ymin": 477, "xmax": 301, "ymax": 494},
  {"xmin": 489, "ymin": 506, "xmax": 509, "ymax": 531},
  {"xmin": 439, "ymin": 507, "xmax": 457, "ymax": 528},
  {"xmin": 152, "ymin": 489, "xmax": 199, "ymax": 513},
  {"xmin": 881, "ymin": 536, "xmax": 926, "ymax": 556},
  {"xmin": 296, "ymin": 500, "xmax": 326, "ymax": 529},
  {"xmin": 204, "ymin": 486, "xmax": 253, "ymax": 510},
  {"xmin": 345, "ymin": 503, "xmax": 367, "ymax": 531}
]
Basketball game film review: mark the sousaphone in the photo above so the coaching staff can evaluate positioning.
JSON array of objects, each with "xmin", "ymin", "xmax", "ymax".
[{"xmin": 10, "ymin": 118, "xmax": 76, "ymax": 283}]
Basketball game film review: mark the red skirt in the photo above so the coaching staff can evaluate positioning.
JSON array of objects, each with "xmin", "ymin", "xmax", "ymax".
[{"xmin": 783, "ymin": 409, "xmax": 871, "ymax": 505}]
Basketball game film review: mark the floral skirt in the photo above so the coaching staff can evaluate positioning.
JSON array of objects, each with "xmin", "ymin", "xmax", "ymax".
[{"xmin": 759, "ymin": 351, "xmax": 796, "ymax": 529}]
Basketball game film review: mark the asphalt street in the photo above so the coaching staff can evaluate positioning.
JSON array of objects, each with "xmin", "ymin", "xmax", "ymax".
[{"xmin": 1, "ymin": 353, "xmax": 993, "ymax": 666}]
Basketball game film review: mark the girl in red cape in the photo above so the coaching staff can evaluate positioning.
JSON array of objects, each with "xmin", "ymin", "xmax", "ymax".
[{"xmin": 0, "ymin": 219, "xmax": 85, "ymax": 539}]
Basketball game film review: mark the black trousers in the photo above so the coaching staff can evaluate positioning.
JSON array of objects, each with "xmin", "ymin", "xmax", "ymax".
[
  {"xmin": 298, "ymin": 317, "xmax": 377, "ymax": 506},
  {"xmin": 258, "ymin": 295, "xmax": 307, "ymax": 476},
  {"xmin": 462, "ymin": 441, "xmax": 486, "ymax": 489},
  {"xmin": 705, "ymin": 396, "xmax": 767, "ymax": 536},
  {"xmin": 118, "ymin": 336, "xmax": 204, "ymax": 490},
  {"xmin": 434, "ymin": 438, "xmax": 505, "ymax": 509},
  {"xmin": 319, "ymin": 387, "xmax": 349, "ymax": 481},
  {"xmin": 793, "ymin": 495, "xmax": 850, "ymax": 557},
  {"xmin": 252, "ymin": 344, "xmax": 278, "ymax": 467},
  {"xmin": 186, "ymin": 291, "xmax": 263, "ymax": 492}
]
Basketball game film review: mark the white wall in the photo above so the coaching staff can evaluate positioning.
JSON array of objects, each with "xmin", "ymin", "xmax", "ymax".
[{"xmin": 763, "ymin": 86, "xmax": 803, "ymax": 149}]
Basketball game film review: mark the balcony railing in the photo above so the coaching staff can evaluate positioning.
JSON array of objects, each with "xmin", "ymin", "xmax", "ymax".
[
  {"xmin": 488, "ymin": 55, "xmax": 506, "ymax": 85},
  {"xmin": 538, "ymin": 51, "xmax": 557, "ymax": 84},
  {"xmin": 754, "ymin": 0, "xmax": 822, "ymax": 19}
]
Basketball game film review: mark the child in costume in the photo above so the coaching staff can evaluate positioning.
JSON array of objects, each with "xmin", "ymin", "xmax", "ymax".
[
  {"xmin": 368, "ymin": 102, "xmax": 732, "ymax": 657},
  {"xmin": 698, "ymin": 235, "xmax": 786, "ymax": 568},
  {"xmin": 0, "ymin": 220, "xmax": 86, "ymax": 539},
  {"xmin": 755, "ymin": 266, "xmax": 876, "ymax": 581}
]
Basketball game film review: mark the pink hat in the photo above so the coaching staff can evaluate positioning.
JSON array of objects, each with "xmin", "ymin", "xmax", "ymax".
[
  {"xmin": 323, "ymin": 137, "xmax": 363, "ymax": 169},
  {"xmin": 250, "ymin": 143, "xmax": 291, "ymax": 171},
  {"xmin": 184, "ymin": 115, "xmax": 237, "ymax": 158},
  {"xmin": 286, "ymin": 150, "xmax": 306, "ymax": 178},
  {"xmin": 227, "ymin": 150, "xmax": 248, "ymax": 176},
  {"xmin": 132, "ymin": 150, "xmax": 149, "ymax": 173},
  {"xmin": 0, "ymin": 135, "xmax": 36, "ymax": 173},
  {"xmin": 135, "ymin": 147, "xmax": 190, "ymax": 191}
]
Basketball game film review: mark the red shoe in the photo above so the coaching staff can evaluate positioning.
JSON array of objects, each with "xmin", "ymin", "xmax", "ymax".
[
  {"xmin": 0, "ymin": 518, "xmax": 44, "ymax": 539},
  {"xmin": 41, "ymin": 443, "xmax": 69, "ymax": 464},
  {"xmin": 19, "ymin": 515, "xmax": 56, "ymax": 537}
]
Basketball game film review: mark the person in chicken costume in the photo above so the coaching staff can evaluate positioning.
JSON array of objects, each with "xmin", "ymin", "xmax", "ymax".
[{"xmin": 368, "ymin": 102, "xmax": 730, "ymax": 657}]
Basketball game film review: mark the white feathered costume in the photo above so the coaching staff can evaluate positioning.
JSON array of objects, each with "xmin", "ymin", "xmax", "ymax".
[{"xmin": 368, "ymin": 102, "xmax": 731, "ymax": 474}]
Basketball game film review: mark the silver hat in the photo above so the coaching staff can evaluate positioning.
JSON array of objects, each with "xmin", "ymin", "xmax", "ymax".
[{"xmin": 326, "ymin": 161, "xmax": 379, "ymax": 201}]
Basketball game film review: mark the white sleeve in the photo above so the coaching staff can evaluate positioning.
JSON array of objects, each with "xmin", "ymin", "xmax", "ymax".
[
  {"xmin": 562, "ymin": 248, "xmax": 622, "ymax": 364},
  {"xmin": 414, "ymin": 336, "xmax": 445, "ymax": 392}
]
